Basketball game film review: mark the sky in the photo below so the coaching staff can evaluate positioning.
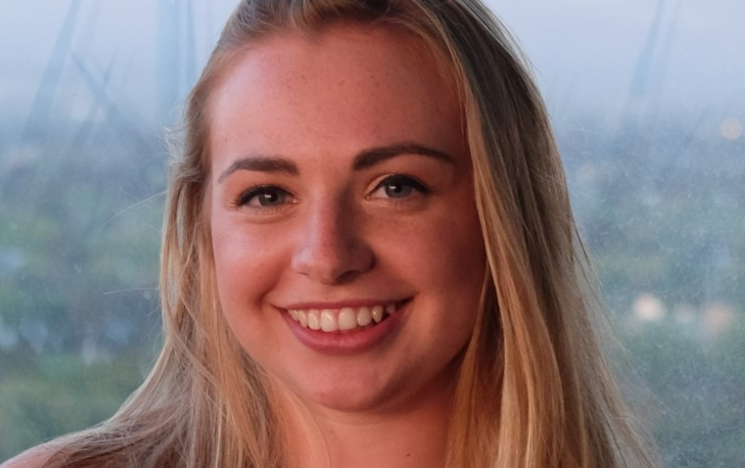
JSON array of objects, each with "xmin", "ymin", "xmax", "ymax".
[
  {"xmin": 0, "ymin": 0, "xmax": 743, "ymax": 135},
  {"xmin": 495, "ymin": 0, "xmax": 745, "ymax": 117}
]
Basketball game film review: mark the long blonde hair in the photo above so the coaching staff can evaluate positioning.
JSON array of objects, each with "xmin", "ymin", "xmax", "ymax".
[{"xmin": 45, "ymin": 1, "xmax": 656, "ymax": 467}]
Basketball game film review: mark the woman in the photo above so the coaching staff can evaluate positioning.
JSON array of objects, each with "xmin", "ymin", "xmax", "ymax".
[{"xmin": 5, "ymin": 0, "xmax": 657, "ymax": 467}]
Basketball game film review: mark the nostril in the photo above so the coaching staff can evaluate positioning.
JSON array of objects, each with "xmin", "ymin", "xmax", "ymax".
[
  {"xmin": 334, "ymin": 267, "xmax": 365, "ymax": 285},
  {"xmin": 294, "ymin": 254, "xmax": 374, "ymax": 285}
]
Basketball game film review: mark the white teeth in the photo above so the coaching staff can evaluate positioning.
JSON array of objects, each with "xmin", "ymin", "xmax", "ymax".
[
  {"xmin": 357, "ymin": 307, "xmax": 372, "ymax": 327},
  {"xmin": 371, "ymin": 305, "xmax": 384, "ymax": 323},
  {"xmin": 338, "ymin": 308, "xmax": 357, "ymax": 331},
  {"xmin": 320, "ymin": 309, "xmax": 337, "ymax": 332},
  {"xmin": 307, "ymin": 310, "xmax": 320, "ymax": 330},
  {"xmin": 288, "ymin": 303, "xmax": 400, "ymax": 332}
]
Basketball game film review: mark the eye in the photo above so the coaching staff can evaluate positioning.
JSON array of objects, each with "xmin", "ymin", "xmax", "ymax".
[
  {"xmin": 237, "ymin": 185, "xmax": 291, "ymax": 207},
  {"xmin": 372, "ymin": 175, "xmax": 429, "ymax": 199}
]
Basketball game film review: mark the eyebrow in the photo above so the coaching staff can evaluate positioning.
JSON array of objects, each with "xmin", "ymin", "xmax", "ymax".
[
  {"xmin": 352, "ymin": 143, "xmax": 455, "ymax": 170},
  {"xmin": 218, "ymin": 156, "xmax": 299, "ymax": 183},
  {"xmin": 217, "ymin": 142, "xmax": 455, "ymax": 183}
]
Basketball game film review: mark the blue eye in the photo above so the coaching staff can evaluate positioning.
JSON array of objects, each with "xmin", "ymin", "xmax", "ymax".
[
  {"xmin": 238, "ymin": 186, "xmax": 290, "ymax": 207},
  {"xmin": 374, "ymin": 175, "xmax": 428, "ymax": 199}
]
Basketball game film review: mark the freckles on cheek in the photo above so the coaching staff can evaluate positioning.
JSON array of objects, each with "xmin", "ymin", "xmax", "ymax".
[
  {"xmin": 436, "ymin": 225, "xmax": 485, "ymax": 283},
  {"xmin": 211, "ymin": 220, "xmax": 282, "ymax": 295},
  {"xmin": 210, "ymin": 217, "xmax": 250, "ymax": 286},
  {"xmin": 210, "ymin": 220, "xmax": 235, "ymax": 268}
]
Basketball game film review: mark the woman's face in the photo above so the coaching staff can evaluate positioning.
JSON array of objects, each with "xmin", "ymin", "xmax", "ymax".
[{"xmin": 208, "ymin": 25, "xmax": 485, "ymax": 413}]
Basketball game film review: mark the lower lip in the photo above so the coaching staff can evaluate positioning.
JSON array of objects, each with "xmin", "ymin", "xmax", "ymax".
[{"xmin": 281, "ymin": 303, "xmax": 408, "ymax": 355}]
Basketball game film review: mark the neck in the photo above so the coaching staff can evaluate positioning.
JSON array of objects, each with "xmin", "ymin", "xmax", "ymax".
[{"xmin": 272, "ymin": 373, "xmax": 454, "ymax": 468}]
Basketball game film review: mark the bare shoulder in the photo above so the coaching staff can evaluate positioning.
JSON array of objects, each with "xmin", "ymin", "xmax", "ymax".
[{"xmin": 1, "ymin": 445, "xmax": 57, "ymax": 468}]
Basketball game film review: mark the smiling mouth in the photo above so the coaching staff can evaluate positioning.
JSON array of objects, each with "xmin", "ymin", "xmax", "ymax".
[{"xmin": 286, "ymin": 301, "xmax": 407, "ymax": 333}]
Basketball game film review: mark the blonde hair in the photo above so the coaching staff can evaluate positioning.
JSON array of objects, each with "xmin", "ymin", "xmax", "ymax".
[{"xmin": 44, "ymin": 1, "xmax": 656, "ymax": 467}]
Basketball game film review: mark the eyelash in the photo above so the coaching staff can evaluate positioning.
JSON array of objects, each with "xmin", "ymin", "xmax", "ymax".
[
  {"xmin": 371, "ymin": 174, "xmax": 429, "ymax": 199},
  {"xmin": 234, "ymin": 175, "xmax": 428, "ymax": 208},
  {"xmin": 236, "ymin": 185, "xmax": 292, "ymax": 208}
]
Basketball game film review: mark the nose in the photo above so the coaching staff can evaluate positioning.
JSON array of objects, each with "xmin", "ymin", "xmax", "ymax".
[{"xmin": 290, "ymin": 200, "xmax": 374, "ymax": 285}]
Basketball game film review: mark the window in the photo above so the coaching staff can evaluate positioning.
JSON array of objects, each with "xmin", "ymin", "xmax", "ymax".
[{"xmin": 1, "ymin": 1, "xmax": 743, "ymax": 464}]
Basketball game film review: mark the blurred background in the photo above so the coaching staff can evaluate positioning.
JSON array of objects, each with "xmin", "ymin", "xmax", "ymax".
[{"xmin": 1, "ymin": 0, "xmax": 743, "ymax": 465}]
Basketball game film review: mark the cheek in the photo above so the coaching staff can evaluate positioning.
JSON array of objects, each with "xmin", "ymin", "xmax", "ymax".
[
  {"xmin": 210, "ymin": 216, "xmax": 281, "ymax": 310},
  {"xmin": 210, "ymin": 218, "xmax": 290, "ymax": 359},
  {"xmin": 416, "ymin": 211, "xmax": 485, "ymax": 286},
  {"xmin": 386, "ymin": 206, "xmax": 485, "ymax": 321},
  {"xmin": 431, "ymin": 214, "xmax": 485, "ymax": 321}
]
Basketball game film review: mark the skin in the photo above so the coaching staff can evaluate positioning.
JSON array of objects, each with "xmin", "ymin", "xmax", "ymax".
[{"xmin": 208, "ymin": 25, "xmax": 486, "ymax": 467}]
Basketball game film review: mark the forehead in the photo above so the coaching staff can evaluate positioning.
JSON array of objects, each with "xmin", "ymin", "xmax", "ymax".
[{"xmin": 207, "ymin": 25, "xmax": 463, "ymax": 162}]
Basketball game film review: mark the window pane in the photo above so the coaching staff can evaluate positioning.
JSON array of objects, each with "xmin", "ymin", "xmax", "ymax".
[{"xmin": 1, "ymin": 1, "xmax": 743, "ymax": 465}]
